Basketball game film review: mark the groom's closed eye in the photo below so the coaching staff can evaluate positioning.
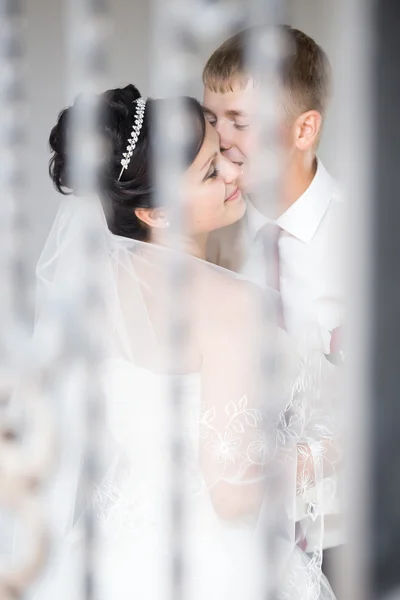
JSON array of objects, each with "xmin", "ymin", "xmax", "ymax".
[
  {"xmin": 202, "ymin": 107, "xmax": 217, "ymax": 127},
  {"xmin": 233, "ymin": 123, "xmax": 249, "ymax": 131},
  {"xmin": 224, "ymin": 110, "xmax": 249, "ymax": 130}
]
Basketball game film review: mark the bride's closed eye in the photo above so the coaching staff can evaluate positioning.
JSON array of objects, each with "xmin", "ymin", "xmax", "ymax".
[{"xmin": 205, "ymin": 163, "xmax": 219, "ymax": 181}]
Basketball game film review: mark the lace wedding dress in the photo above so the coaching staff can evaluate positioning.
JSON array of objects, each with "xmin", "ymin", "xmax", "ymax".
[
  {"xmin": 34, "ymin": 360, "xmax": 337, "ymax": 600},
  {"xmin": 31, "ymin": 198, "xmax": 339, "ymax": 600}
]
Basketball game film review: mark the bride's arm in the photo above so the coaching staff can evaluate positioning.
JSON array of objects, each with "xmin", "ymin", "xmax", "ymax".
[
  {"xmin": 198, "ymin": 281, "xmax": 268, "ymax": 520},
  {"xmin": 196, "ymin": 275, "xmax": 341, "ymax": 519}
]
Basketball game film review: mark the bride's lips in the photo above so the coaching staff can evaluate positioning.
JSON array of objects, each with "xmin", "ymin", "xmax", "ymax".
[{"xmin": 225, "ymin": 187, "xmax": 241, "ymax": 202}]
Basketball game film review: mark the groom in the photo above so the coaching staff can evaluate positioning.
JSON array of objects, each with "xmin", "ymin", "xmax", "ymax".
[
  {"xmin": 203, "ymin": 25, "xmax": 344, "ymax": 587},
  {"xmin": 204, "ymin": 25, "xmax": 344, "ymax": 355}
]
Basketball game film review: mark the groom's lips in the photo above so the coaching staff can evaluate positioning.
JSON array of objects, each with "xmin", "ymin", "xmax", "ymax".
[{"xmin": 225, "ymin": 187, "xmax": 241, "ymax": 202}]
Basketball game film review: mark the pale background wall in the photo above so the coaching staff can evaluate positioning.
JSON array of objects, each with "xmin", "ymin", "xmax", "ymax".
[{"xmin": 25, "ymin": 0, "xmax": 341, "ymax": 274}]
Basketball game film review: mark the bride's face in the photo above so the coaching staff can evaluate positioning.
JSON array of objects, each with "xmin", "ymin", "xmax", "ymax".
[{"xmin": 182, "ymin": 121, "xmax": 246, "ymax": 235}]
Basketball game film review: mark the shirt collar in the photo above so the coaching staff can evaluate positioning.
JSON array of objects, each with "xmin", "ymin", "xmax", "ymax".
[
  {"xmin": 245, "ymin": 195, "xmax": 269, "ymax": 242},
  {"xmin": 246, "ymin": 159, "xmax": 337, "ymax": 244}
]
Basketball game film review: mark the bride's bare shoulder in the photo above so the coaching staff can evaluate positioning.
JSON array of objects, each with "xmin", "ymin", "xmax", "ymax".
[
  {"xmin": 192, "ymin": 261, "xmax": 262, "ymax": 323},
  {"xmin": 191, "ymin": 263, "xmax": 261, "ymax": 362}
]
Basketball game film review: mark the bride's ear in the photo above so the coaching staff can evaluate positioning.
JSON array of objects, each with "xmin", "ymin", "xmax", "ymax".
[{"xmin": 134, "ymin": 208, "xmax": 169, "ymax": 229}]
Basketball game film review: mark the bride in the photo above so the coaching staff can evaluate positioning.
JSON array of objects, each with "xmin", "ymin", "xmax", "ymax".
[{"xmin": 33, "ymin": 84, "xmax": 339, "ymax": 600}]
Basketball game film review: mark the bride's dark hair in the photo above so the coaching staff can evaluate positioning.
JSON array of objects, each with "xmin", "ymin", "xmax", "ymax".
[{"xmin": 49, "ymin": 84, "xmax": 206, "ymax": 241}]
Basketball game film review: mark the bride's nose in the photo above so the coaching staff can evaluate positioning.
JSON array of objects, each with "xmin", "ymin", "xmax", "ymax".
[{"xmin": 219, "ymin": 154, "xmax": 241, "ymax": 185}]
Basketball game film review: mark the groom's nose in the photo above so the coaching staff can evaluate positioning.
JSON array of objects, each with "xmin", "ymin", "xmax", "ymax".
[
  {"xmin": 214, "ymin": 121, "xmax": 233, "ymax": 152},
  {"xmin": 220, "ymin": 133, "xmax": 232, "ymax": 153},
  {"xmin": 220, "ymin": 154, "xmax": 241, "ymax": 183}
]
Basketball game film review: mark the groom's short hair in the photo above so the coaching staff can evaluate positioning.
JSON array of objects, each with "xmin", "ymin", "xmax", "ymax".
[{"xmin": 203, "ymin": 25, "xmax": 332, "ymax": 121}]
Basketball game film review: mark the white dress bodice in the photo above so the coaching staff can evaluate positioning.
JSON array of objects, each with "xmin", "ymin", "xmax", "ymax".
[{"xmin": 33, "ymin": 358, "xmax": 336, "ymax": 600}]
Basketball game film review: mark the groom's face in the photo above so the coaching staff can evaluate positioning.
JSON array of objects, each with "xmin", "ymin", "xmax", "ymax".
[
  {"xmin": 203, "ymin": 80, "xmax": 256, "ymax": 193},
  {"xmin": 203, "ymin": 78, "xmax": 290, "ymax": 194}
]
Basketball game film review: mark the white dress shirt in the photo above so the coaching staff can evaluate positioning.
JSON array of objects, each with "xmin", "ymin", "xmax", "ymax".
[
  {"xmin": 206, "ymin": 160, "xmax": 345, "ymax": 550},
  {"xmin": 208, "ymin": 159, "xmax": 345, "ymax": 354}
]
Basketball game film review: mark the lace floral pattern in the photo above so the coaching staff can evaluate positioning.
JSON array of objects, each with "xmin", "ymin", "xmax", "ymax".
[
  {"xmin": 199, "ymin": 352, "xmax": 338, "ymax": 483},
  {"xmin": 90, "ymin": 352, "xmax": 339, "ymax": 600},
  {"xmin": 92, "ymin": 465, "xmax": 161, "ymax": 540},
  {"xmin": 278, "ymin": 548, "xmax": 324, "ymax": 600}
]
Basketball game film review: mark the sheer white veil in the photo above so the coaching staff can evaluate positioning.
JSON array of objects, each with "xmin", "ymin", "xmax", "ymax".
[{"xmin": 31, "ymin": 195, "xmax": 340, "ymax": 600}]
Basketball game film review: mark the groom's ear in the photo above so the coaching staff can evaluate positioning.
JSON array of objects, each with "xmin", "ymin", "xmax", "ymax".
[{"xmin": 293, "ymin": 110, "xmax": 322, "ymax": 151}]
